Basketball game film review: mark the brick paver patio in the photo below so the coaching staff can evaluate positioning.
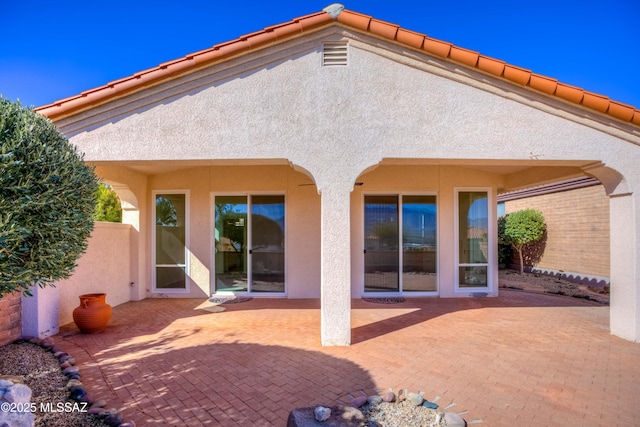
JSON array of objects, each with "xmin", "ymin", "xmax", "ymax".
[{"xmin": 56, "ymin": 290, "xmax": 640, "ymax": 426}]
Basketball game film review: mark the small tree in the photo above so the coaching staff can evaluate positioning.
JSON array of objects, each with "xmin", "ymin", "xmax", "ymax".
[
  {"xmin": 503, "ymin": 209, "xmax": 546, "ymax": 274},
  {"xmin": 0, "ymin": 97, "xmax": 98, "ymax": 297},
  {"xmin": 94, "ymin": 184, "xmax": 122, "ymax": 223}
]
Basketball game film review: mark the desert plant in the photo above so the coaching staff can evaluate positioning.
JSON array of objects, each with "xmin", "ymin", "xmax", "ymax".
[
  {"xmin": 94, "ymin": 184, "xmax": 122, "ymax": 223},
  {"xmin": 0, "ymin": 97, "xmax": 99, "ymax": 297},
  {"xmin": 502, "ymin": 209, "xmax": 546, "ymax": 274}
]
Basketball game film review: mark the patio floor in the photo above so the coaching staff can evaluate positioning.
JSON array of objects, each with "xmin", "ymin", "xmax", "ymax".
[{"xmin": 55, "ymin": 290, "xmax": 640, "ymax": 426}]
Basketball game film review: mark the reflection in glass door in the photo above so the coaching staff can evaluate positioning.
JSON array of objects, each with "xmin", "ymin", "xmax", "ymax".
[
  {"xmin": 214, "ymin": 195, "xmax": 285, "ymax": 294},
  {"xmin": 214, "ymin": 196, "xmax": 248, "ymax": 292},
  {"xmin": 364, "ymin": 194, "xmax": 438, "ymax": 294},
  {"xmin": 364, "ymin": 196, "xmax": 399, "ymax": 292},
  {"xmin": 457, "ymin": 191, "xmax": 489, "ymax": 288},
  {"xmin": 402, "ymin": 196, "xmax": 437, "ymax": 292},
  {"xmin": 251, "ymin": 196, "xmax": 285, "ymax": 292}
]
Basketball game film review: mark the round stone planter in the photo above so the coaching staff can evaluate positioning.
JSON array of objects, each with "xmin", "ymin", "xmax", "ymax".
[{"xmin": 72, "ymin": 293, "xmax": 112, "ymax": 333}]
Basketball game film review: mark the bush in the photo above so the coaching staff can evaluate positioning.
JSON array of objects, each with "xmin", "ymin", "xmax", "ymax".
[
  {"xmin": 94, "ymin": 184, "xmax": 122, "ymax": 223},
  {"xmin": 502, "ymin": 209, "xmax": 546, "ymax": 274},
  {"xmin": 497, "ymin": 215, "xmax": 512, "ymax": 267},
  {"xmin": 0, "ymin": 98, "xmax": 99, "ymax": 297}
]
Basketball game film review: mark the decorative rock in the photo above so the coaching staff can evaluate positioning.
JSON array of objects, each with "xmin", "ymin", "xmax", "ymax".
[
  {"xmin": 349, "ymin": 395, "xmax": 367, "ymax": 408},
  {"xmin": 63, "ymin": 366, "xmax": 80, "ymax": 376},
  {"xmin": 69, "ymin": 386, "xmax": 87, "ymax": 400},
  {"xmin": 444, "ymin": 411, "xmax": 467, "ymax": 426},
  {"xmin": 0, "ymin": 382, "xmax": 35, "ymax": 427},
  {"xmin": 66, "ymin": 357, "xmax": 76, "ymax": 366},
  {"xmin": 381, "ymin": 389, "xmax": 395, "ymax": 402},
  {"xmin": 3, "ymin": 383, "xmax": 32, "ymax": 404},
  {"xmin": 67, "ymin": 373, "xmax": 81, "ymax": 380},
  {"xmin": 406, "ymin": 391, "xmax": 424, "ymax": 406},
  {"xmin": 54, "ymin": 351, "xmax": 68, "ymax": 359},
  {"xmin": 423, "ymin": 400, "xmax": 438, "ymax": 409},
  {"xmin": 120, "ymin": 423, "xmax": 136, "ymax": 427},
  {"xmin": 66, "ymin": 379, "xmax": 83, "ymax": 389},
  {"xmin": 287, "ymin": 406, "xmax": 364, "ymax": 427},
  {"xmin": 366, "ymin": 395, "xmax": 382, "ymax": 405},
  {"xmin": 105, "ymin": 411, "xmax": 124, "ymax": 427},
  {"xmin": 397, "ymin": 389, "xmax": 407, "ymax": 402},
  {"xmin": 60, "ymin": 361, "xmax": 72, "ymax": 369},
  {"xmin": 314, "ymin": 406, "xmax": 331, "ymax": 422}
]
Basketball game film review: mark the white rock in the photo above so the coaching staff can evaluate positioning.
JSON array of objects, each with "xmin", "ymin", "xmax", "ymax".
[{"xmin": 314, "ymin": 406, "xmax": 331, "ymax": 422}]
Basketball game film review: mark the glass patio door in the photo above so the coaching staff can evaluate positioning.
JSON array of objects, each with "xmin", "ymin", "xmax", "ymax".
[
  {"xmin": 364, "ymin": 194, "xmax": 438, "ymax": 294},
  {"xmin": 364, "ymin": 196, "xmax": 400, "ymax": 292},
  {"xmin": 214, "ymin": 195, "xmax": 285, "ymax": 294}
]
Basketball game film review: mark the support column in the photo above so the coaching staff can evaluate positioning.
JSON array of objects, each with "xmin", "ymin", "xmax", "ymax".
[
  {"xmin": 21, "ymin": 284, "xmax": 59, "ymax": 338},
  {"xmin": 320, "ymin": 183, "xmax": 353, "ymax": 346},
  {"xmin": 609, "ymin": 192, "xmax": 639, "ymax": 342}
]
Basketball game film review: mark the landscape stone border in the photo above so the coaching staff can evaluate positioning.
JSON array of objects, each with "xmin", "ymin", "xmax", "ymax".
[
  {"xmin": 14, "ymin": 336, "xmax": 134, "ymax": 427},
  {"xmin": 289, "ymin": 388, "xmax": 481, "ymax": 426}
]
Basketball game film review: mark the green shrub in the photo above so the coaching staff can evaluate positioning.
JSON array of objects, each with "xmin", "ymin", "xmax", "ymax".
[
  {"xmin": 0, "ymin": 97, "xmax": 99, "ymax": 297},
  {"xmin": 94, "ymin": 184, "xmax": 122, "ymax": 223},
  {"xmin": 502, "ymin": 209, "xmax": 546, "ymax": 274},
  {"xmin": 497, "ymin": 215, "xmax": 512, "ymax": 267}
]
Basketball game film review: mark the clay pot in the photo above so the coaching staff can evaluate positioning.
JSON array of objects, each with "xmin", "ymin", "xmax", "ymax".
[{"xmin": 73, "ymin": 293, "xmax": 112, "ymax": 333}]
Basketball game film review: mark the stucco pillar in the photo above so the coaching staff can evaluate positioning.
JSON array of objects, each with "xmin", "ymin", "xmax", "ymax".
[
  {"xmin": 609, "ymin": 192, "xmax": 639, "ymax": 342},
  {"xmin": 319, "ymin": 183, "xmax": 352, "ymax": 346},
  {"xmin": 21, "ymin": 284, "xmax": 59, "ymax": 338}
]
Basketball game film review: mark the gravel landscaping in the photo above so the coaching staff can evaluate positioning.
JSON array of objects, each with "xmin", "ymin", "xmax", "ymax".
[{"xmin": 0, "ymin": 341, "xmax": 110, "ymax": 427}]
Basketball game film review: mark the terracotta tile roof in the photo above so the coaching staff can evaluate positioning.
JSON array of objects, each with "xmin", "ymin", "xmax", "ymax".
[{"xmin": 36, "ymin": 5, "xmax": 640, "ymax": 127}]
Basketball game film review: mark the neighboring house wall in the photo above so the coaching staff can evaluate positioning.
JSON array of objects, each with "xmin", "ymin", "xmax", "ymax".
[
  {"xmin": 0, "ymin": 292, "xmax": 22, "ymax": 345},
  {"xmin": 57, "ymin": 222, "xmax": 132, "ymax": 326},
  {"xmin": 504, "ymin": 184, "xmax": 610, "ymax": 279}
]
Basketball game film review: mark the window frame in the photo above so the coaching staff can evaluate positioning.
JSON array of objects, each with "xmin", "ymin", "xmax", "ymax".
[
  {"xmin": 454, "ymin": 187, "xmax": 494, "ymax": 293},
  {"xmin": 152, "ymin": 190, "xmax": 190, "ymax": 294},
  {"xmin": 362, "ymin": 192, "xmax": 439, "ymax": 296},
  {"xmin": 211, "ymin": 192, "xmax": 287, "ymax": 297}
]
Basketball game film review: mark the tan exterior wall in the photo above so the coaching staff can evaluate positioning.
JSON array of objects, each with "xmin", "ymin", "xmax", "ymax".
[
  {"xmin": 57, "ymin": 222, "xmax": 132, "ymax": 326},
  {"xmin": 505, "ymin": 185, "xmax": 610, "ymax": 278},
  {"xmin": 148, "ymin": 165, "xmax": 321, "ymax": 299},
  {"xmin": 0, "ymin": 292, "xmax": 22, "ymax": 345}
]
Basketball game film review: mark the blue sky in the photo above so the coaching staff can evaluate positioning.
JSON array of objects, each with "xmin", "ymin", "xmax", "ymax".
[{"xmin": 1, "ymin": 0, "xmax": 639, "ymax": 109}]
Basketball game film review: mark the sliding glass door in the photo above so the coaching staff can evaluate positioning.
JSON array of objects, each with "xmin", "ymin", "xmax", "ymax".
[
  {"xmin": 364, "ymin": 194, "xmax": 437, "ymax": 294},
  {"xmin": 214, "ymin": 195, "xmax": 285, "ymax": 294}
]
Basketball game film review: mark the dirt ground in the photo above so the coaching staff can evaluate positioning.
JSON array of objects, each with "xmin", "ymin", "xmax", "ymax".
[{"xmin": 498, "ymin": 269, "xmax": 610, "ymax": 304}]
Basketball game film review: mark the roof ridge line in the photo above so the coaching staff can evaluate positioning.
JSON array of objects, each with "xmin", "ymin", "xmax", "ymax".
[{"xmin": 36, "ymin": 6, "xmax": 639, "ymax": 127}]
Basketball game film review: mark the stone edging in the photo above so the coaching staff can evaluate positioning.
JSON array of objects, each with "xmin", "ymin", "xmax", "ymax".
[{"xmin": 16, "ymin": 336, "xmax": 134, "ymax": 427}]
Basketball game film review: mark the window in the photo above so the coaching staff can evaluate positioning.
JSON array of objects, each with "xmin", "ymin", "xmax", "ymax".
[
  {"xmin": 456, "ymin": 190, "xmax": 490, "ymax": 289},
  {"xmin": 364, "ymin": 194, "xmax": 437, "ymax": 294},
  {"xmin": 153, "ymin": 192, "xmax": 189, "ymax": 292}
]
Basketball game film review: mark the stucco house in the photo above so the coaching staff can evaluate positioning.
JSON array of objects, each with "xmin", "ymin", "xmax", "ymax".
[{"xmin": 34, "ymin": 4, "xmax": 640, "ymax": 346}]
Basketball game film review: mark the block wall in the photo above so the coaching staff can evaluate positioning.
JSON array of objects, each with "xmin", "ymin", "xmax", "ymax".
[
  {"xmin": 0, "ymin": 292, "xmax": 22, "ymax": 346},
  {"xmin": 505, "ymin": 185, "xmax": 610, "ymax": 278}
]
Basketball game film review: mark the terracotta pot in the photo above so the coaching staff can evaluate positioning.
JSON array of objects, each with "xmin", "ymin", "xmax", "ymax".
[{"xmin": 73, "ymin": 293, "xmax": 112, "ymax": 333}]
